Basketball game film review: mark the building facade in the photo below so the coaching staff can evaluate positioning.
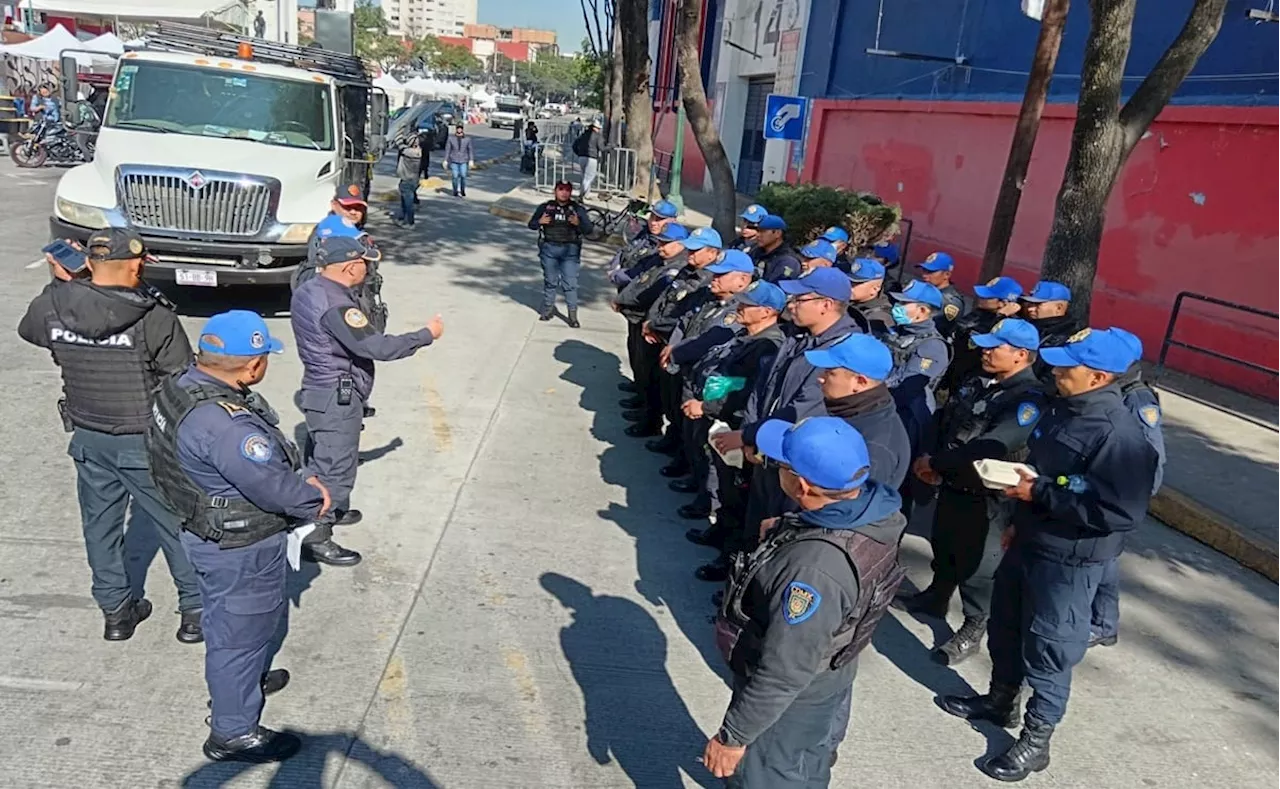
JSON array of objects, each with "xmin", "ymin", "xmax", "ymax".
[{"xmin": 385, "ymin": 0, "xmax": 476, "ymax": 39}]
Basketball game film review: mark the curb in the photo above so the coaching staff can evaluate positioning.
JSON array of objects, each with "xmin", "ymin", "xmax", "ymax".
[
  {"xmin": 375, "ymin": 176, "xmax": 448, "ymax": 203},
  {"xmin": 1149, "ymin": 488, "xmax": 1278, "ymax": 582},
  {"xmin": 472, "ymin": 151, "xmax": 520, "ymax": 172}
]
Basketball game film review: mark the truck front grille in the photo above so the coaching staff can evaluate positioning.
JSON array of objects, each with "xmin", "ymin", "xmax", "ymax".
[{"xmin": 119, "ymin": 172, "xmax": 272, "ymax": 237}]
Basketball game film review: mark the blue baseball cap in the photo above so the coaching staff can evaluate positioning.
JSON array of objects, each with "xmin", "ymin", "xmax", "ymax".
[
  {"xmin": 973, "ymin": 276, "xmax": 1023, "ymax": 301},
  {"xmin": 740, "ymin": 204, "xmax": 768, "ymax": 223},
  {"xmin": 800, "ymin": 239, "xmax": 838, "ymax": 263},
  {"xmin": 316, "ymin": 235, "xmax": 381, "ymax": 267},
  {"xmin": 917, "ymin": 251, "xmax": 954, "ymax": 272},
  {"xmin": 1109, "ymin": 327, "xmax": 1144, "ymax": 364},
  {"xmin": 805, "ymin": 333, "xmax": 894, "ymax": 380},
  {"xmin": 780, "ymin": 267, "xmax": 852, "ymax": 302},
  {"xmin": 682, "ymin": 227, "xmax": 724, "ymax": 250},
  {"xmin": 971, "ymin": 318, "xmax": 1041, "ymax": 351},
  {"xmin": 755, "ymin": 416, "xmax": 872, "ymax": 491},
  {"xmin": 847, "ymin": 258, "xmax": 886, "ymax": 283},
  {"xmin": 739, "ymin": 280, "xmax": 786, "ymax": 311},
  {"xmin": 198, "ymin": 310, "xmax": 284, "ymax": 356},
  {"xmin": 889, "ymin": 279, "xmax": 944, "ymax": 309},
  {"xmin": 1022, "ymin": 280, "xmax": 1072, "ymax": 303},
  {"xmin": 1039, "ymin": 328, "xmax": 1132, "ymax": 374},
  {"xmin": 821, "ymin": 226, "xmax": 850, "ymax": 244},
  {"xmin": 658, "ymin": 223, "xmax": 690, "ymax": 241},
  {"xmin": 758, "ymin": 214, "xmax": 787, "ymax": 231},
  {"xmin": 650, "ymin": 199, "xmax": 678, "ymax": 219},
  {"xmin": 705, "ymin": 249, "xmax": 755, "ymax": 275},
  {"xmin": 872, "ymin": 240, "xmax": 900, "ymax": 265}
]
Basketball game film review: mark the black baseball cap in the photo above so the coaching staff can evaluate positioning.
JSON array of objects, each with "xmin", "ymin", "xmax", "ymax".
[
  {"xmin": 334, "ymin": 182, "xmax": 367, "ymax": 207},
  {"xmin": 86, "ymin": 228, "xmax": 154, "ymax": 262}
]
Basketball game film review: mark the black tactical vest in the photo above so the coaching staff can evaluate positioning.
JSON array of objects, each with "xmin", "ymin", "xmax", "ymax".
[
  {"xmin": 146, "ymin": 375, "xmax": 297, "ymax": 549},
  {"xmin": 540, "ymin": 201, "xmax": 583, "ymax": 245},
  {"xmin": 45, "ymin": 312, "xmax": 156, "ymax": 435},
  {"xmin": 716, "ymin": 514, "xmax": 908, "ymax": 672},
  {"xmin": 888, "ymin": 327, "xmax": 951, "ymax": 393}
]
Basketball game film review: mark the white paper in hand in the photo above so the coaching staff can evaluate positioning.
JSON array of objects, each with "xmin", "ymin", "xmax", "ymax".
[
  {"xmin": 287, "ymin": 523, "xmax": 317, "ymax": 571},
  {"xmin": 708, "ymin": 420, "xmax": 744, "ymax": 469}
]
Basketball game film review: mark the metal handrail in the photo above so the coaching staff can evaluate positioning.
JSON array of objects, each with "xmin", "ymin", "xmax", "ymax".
[{"xmin": 1154, "ymin": 291, "xmax": 1279, "ymax": 383}]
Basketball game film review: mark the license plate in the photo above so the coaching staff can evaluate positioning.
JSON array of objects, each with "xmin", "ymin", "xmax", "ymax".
[{"xmin": 175, "ymin": 269, "xmax": 217, "ymax": 287}]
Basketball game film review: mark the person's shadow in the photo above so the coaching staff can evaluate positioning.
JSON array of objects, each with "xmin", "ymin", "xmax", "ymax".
[
  {"xmin": 180, "ymin": 731, "xmax": 440, "ymax": 787},
  {"xmin": 541, "ymin": 572, "xmax": 718, "ymax": 789}
]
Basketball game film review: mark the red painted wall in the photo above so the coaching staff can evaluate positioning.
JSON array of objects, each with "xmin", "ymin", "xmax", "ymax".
[
  {"xmin": 802, "ymin": 100, "xmax": 1279, "ymax": 398},
  {"xmin": 652, "ymin": 107, "xmax": 708, "ymax": 191}
]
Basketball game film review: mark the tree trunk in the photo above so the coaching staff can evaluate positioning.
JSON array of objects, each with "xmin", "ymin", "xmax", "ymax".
[
  {"xmin": 675, "ymin": 0, "xmax": 736, "ymax": 237},
  {"xmin": 1040, "ymin": 0, "xmax": 1227, "ymax": 324},
  {"xmin": 607, "ymin": 9, "xmax": 625, "ymax": 146},
  {"xmin": 619, "ymin": 0, "xmax": 653, "ymax": 198}
]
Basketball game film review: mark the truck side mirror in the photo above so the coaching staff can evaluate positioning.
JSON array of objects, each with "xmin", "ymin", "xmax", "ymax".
[
  {"xmin": 369, "ymin": 91, "xmax": 388, "ymax": 158},
  {"xmin": 59, "ymin": 56, "xmax": 79, "ymax": 105}
]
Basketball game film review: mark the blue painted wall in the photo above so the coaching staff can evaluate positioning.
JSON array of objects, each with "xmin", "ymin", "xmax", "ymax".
[{"xmin": 800, "ymin": 0, "xmax": 1278, "ymax": 106}]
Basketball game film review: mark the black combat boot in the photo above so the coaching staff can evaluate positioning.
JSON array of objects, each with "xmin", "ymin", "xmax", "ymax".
[
  {"xmin": 622, "ymin": 409, "xmax": 650, "ymax": 423},
  {"xmin": 103, "ymin": 598, "xmax": 152, "ymax": 641},
  {"xmin": 619, "ymin": 395, "xmax": 645, "ymax": 409},
  {"xmin": 659, "ymin": 458, "xmax": 690, "ymax": 478},
  {"xmin": 566, "ymin": 309, "xmax": 580, "ymax": 329},
  {"xmin": 980, "ymin": 716, "xmax": 1054, "ymax": 782},
  {"xmin": 940, "ymin": 681, "xmax": 1022, "ymax": 728},
  {"xmin": 696, "ymin": 556, "xmax": 731, "ymax": 582},
  {"xmin": 617, "ymin": 381, "xmax": 639, "ymax": 393},
  {"xmin": 644, "ymin": 434, "xmax": 681, "ymax": 454},
  {"xmin": 892, "ymin": 584, "xmax": 952, "ymax": 618},
  {"xmin": 538, "ymin": 308, "xmax": 554, "ymax": 322},
  {"xmin": 202, "ymin": 727, "xmax": 302, "ymax": 763},
  {"xmin": 334, "ymin": 509, "xmax": 363, "ymax": 526},
  {"xmin": 933, "ymin": 615, "xmax": 987, "ymax": 666},
  {"xmin": 176, "ymin": 608, "xmax": 204, "ymax": 644},
  {"xmin": 303, "ymin": 539, "xmax": 362, "ymax": 567}
]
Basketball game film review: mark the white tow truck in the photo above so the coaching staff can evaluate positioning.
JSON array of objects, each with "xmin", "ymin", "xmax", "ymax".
[
  {"xmin": 50, "ymin": 22, "xmax": 387, "ymax": 288},
  {"xmin": 488, "ymin": 95, "xmax": 525, "ymax": 130}
]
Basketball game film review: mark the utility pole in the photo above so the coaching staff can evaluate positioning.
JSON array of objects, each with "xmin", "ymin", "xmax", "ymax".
[
  {"xmin": 978, "ymin": 0, "xmax": 1070, "ymax": 281},
  {"xmin": 668, "ymin": 97, "xmax": 686, "ymax": 211}
]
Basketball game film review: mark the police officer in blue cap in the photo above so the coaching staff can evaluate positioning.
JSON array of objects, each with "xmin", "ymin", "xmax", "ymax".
[
  {"xmin": 915, "ymin": 251, "xmax": 968, "ymax": 336},
  {"xmin": 820, "ymin": 226, "xmax": 852, "ymax": 266},
  {"xmin": 705, "ymin": 417, "xmax": 908, "ymax": 787},
  {"xmin": 884, "ymin": 279, "xmax": 951, "ymax": 457},
  {"xmin": 901, "ymin": 318, "xmax": 1048, "ymax": 665},
  {"xmin": 941, "ymin": 275, "xmax": 1025, "ymax": 402},
  {"xmin": 1088, "ymin": 326, "xmax": 1164, "ymax": 649},
  {"xmin": 731, "ymin": 204, "xmax": 769, "ymax": 250},
  {"xmin": 748, "ymin": 215, "xmax": 802, "ymax": 283},
  {"xmin": 941, "ymin": 328, "xmax": 1158, "ymax": 782},
  {"xmin": 1020, "ymin": 282, "xmax": 1083, "ymax": 384},
  {"xmin": 294, "ymin": 184, "xmax": 389, "ymax": 339},
  {"xmin": 290, "ymin": 236, "xmax": 444, "ymax": 566},
  {"xmin": 868, "ymin": 239, "xmax": 901, "ymax": 280},
  {"xmin": 798, "ymin": 238, "xmax": 839, "ymax": 275},
  {"xmin": 711, "ymin": 268, "xmax": 861, "ymax": 544},
  {"xmin": 845, "ymin": 258, "xmax": 893, "ymax": 336},
  {"xmin": 607, "ymin": 199, "xmax": 679, "ymax": 289},
  {"xmin": 147, "ymin": 311, "xmax": 326, "ymax": 763}
]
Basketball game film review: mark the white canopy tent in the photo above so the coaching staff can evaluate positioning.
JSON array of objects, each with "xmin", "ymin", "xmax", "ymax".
[
  {"xmin": 435, "ymin": 80, "xmax": 468, "ymax": 98},
  {"xmin": 401, "ymin": 76, "xmax": 435, "ymax": 97},
  {"xmin": 373, "ymin": 72, "xmax": 407, "ymax": 108},
  {"xmin": 470, "ymin": 87, "xmax": 496, "ymax": 110},
  {"xmin": 82, "ymin": 32, "xmax": 125, "ymax": 56}
]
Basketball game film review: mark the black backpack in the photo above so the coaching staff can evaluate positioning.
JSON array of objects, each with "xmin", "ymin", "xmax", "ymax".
[{"xmin": 572, "ymin": 130, "xmax": 591, "ymax": 157}]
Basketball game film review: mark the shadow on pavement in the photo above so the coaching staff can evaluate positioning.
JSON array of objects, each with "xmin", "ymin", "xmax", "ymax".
[
  {"xmin": 541, "ymin": 572, "xmax": 718, "ymax": 789},
  {"xmin": 180, "ymin": 731, "xmax": 441, "ymax": 787}
]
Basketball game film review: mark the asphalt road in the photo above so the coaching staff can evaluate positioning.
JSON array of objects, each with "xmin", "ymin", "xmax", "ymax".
[{"xmin": 1, "ymin": 125, "xmax": 1276, "ymax": 788}]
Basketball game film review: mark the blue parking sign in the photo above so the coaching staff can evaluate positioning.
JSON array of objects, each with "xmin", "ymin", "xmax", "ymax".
[{"xmin": 764, "ymin": 94, "xmax": 808, "ymax": 141}]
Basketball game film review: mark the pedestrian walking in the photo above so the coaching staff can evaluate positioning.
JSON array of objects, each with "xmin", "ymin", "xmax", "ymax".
[{"xmin": 443, "ymin": 123, "xmax": 475, "ymax": 197}]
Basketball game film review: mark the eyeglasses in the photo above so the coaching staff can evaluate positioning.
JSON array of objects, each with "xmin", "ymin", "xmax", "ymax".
[{"xmin": 788, "ymin": 295, "xmax": 825, "ymax": 305}]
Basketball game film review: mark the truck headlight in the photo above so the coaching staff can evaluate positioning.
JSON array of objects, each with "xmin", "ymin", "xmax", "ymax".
[
  {"xmin": 278, "ymin": 223, "xmax": 317, "ymax": 244},
  {"xmin": 55, "ymin": 197, "xmax": 110, "ymax": 229}
]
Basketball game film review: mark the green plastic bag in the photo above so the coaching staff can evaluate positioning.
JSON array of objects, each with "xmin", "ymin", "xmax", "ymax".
[{"xmin": 703, "ymin": 375, "xmax": 747, "ymax": 402}]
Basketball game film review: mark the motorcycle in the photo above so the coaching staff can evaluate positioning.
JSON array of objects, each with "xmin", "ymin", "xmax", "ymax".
[{"xmin": 10, "ymin": 116, "xmax": 93, "ymax": 168}]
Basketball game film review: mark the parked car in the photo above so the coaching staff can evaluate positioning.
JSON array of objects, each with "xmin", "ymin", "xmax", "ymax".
[{"xmin": 413, "ymin": 100, "xmax": 463, "ymax": 149}]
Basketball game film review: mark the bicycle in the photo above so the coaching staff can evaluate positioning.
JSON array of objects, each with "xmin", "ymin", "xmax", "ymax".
[{"xmin": 584, "ymin": 197, "xmax": 649, "ymax": 243}]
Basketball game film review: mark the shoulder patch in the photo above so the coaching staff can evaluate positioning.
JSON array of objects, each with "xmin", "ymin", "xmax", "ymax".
[
  {"xmin": 1017, "ymin": 402, "xmax": 1041, "ymax": 426},
  {"xmin": 919, "ymin": 357, "xmax": 934, "ymax": 371},
  {"xmin": 944, "ymin": 303, "xmax": 960, "ymax": 320},
  {"xmin": 1139, "ymin": 404, "xmax": 1161, "ymax": 428},
  {"xmin": 240, "ymin": 434, "xmax": 273, "ymax": 463},
  {"xmin": 723, "ymin": 312, "xmax": 738, "ymax": 325},
  {"xmin": 784, "ymin": 581, "xmax": 821, "ymax": 624},
  {"xmin": 344, "ymin": 308, "xmax": 369, "ymax": 328},
  {"xmin": 216, "ymin": 401, "xmax": 250, "ymax": 417}
]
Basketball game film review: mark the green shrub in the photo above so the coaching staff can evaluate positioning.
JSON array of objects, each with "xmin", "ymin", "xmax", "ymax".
[{"xmin": 754, "ymin": 182, "xmax": 902, "ymax": 249}]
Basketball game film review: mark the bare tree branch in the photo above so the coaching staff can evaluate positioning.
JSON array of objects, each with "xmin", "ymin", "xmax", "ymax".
[
  {"xmin": 580, "ymin": 0, "xmax": 600, "ymax": 55},
  {"xmin": 1117, "ymin": 0, "xmax": 1228, "ymax": 155}
]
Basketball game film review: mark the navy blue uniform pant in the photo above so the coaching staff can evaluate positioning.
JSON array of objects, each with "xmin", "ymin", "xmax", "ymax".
[
  {"xmin": 539, "ymin": 242, "xmax": 582, "ymax": 312},
  {"xmin": 987, "ymin": 543, "xmax": 1105, "ymax": 725},
  {"xmin": 1090, "ymin": 556, "xmax": 1120, "ymax": 637},
  {"xmin": 930, "ymin": 487, "xmax": 1008, "ymax": 618},
  {"xmin": 300, "ymin": 385, "xmax": 364, "ymax": 538},
  {"xmin": 681, "ymin": 415, "xmax": 713, "ymax": 510},
  {"xmin": 181, "ymin": 530, "xmax": 287, "ymax": 739},
  {"xmin": 68, "ymin": 428, "xmax": 200, "ymax": 612},
  {"xmin": 727, "ymin": 670, "xmax": 853, "ymax": 788}
]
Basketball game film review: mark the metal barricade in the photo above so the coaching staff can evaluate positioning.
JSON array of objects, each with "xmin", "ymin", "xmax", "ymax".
[
  {"xmin": 1154, "ymin": 292, "xmax": 1279, "ymax": 383},
  {"xmin": 535, "ymin": 145, "xmax": 637, "ymax": 197}
]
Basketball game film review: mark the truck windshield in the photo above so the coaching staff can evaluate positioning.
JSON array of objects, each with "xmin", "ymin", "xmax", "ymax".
[
  {"xmin": 105, "ymin": 60, "xmax": 334, "ymax": 150},
  {"xmin": 496, "ymin": 102, "xmax": 522, "ymax": 114}
]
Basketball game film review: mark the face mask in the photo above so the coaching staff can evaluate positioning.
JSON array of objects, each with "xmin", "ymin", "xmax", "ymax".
[{"xmin": 891, "ymin": 304, "xmax": 912, "ymax": 325}]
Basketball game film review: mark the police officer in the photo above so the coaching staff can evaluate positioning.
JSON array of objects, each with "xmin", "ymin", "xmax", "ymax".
[
  {"xmin": 903, "ymin": 318, "xmax": 1047, "ymax": 665},
  {"xmin": 915, "ymin": 251, "xmax": 968, "ymax": 336},
  {"xmin": 884, "ymin": 279, "xmax": 951, "ymax": 457},
  {"xmin": 606, "ymin": 198, "xmax": 679, "ymax": 291},
  {"xmin": 819, "ymin": 226, "xmax": 852, "ymax": 267},
  {"xmin": 528, "ymin": 180, "xmax": 594, "ymax": 327},
  {"xmin": 705, "ymin": 417, "xmax": 908, "ymax": 787},
  {"xmin": 711, "ymin": 268, "xmax": 862, "ymax": 544},
  {"xmin": 847, "ymin": 258, "xmax": 893, "ymax": 336},
  {"xmin": 295, "ymin": 184, "xmax": 388, "ymax": 333},
  {"xmin": 868, "ymin": 239, "xmax": 901, "ymax": 283},
  {"xmin": 147, "ymin": 311, "xmax": 325, "ymax": 763},
  {"xmin": 797, "ymin": 238, "xmax": 839, "ymax": 275},
  {"xmin": 18, "ymin": 228, "xmax": 202, "ymax": 643},
  {"xmin": 941, "ymin": 328, "xmax": 1158, "ymax": 782},
  {"xmin": 1089, "ymin": 327, "xmax": 1165, "ymax": 648},
  {"xmin": 730, "ymin": 204, "xmax": 768, "ymax": 250},
  {"xmin": 663, "ymin": 250, "xmax": 755, "ymax": 516},
  {"xmin": 748, "ymin": 215, "xmax": 802, "ymax": 283},
  {"xmin": 613, "ymin": 224, "xmax": 691, "ymax": 438},
  {"xmin": 290, "ymin": 236, "xmax": 444, "ymax": 566},
  {"xmin": 1021, "ymin": 281, "xmax": 1082, "ymax": 384},
  {"xmin": 941, "ymin": 275, "xmax": 1024, "ymax": 401}
]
